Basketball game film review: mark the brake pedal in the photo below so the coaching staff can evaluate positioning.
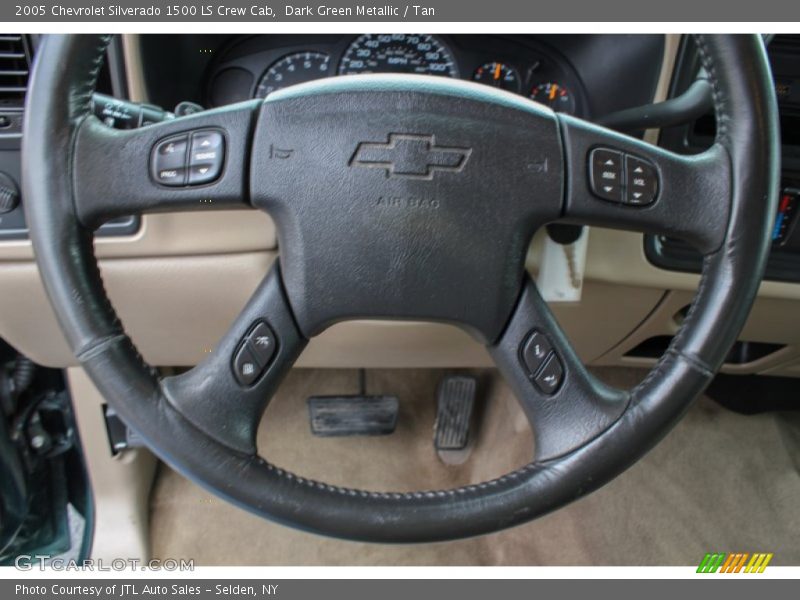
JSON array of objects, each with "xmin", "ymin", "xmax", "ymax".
[
  {"xmin": 307, "ymin": 370, "xmax": 399, "ymax": 437},
  {"xmin": 434, "ymin": 375, "xmax": 477, "ymax": 463}
]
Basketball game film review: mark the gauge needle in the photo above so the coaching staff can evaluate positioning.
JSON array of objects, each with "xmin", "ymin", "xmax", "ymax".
[
  {"xmin": 549, "ymin": 84, "xmax": 558, "ymax": 101},
  {"xmin": 494, "ymin": 63, "xmax": 501, "ymax": 80}
]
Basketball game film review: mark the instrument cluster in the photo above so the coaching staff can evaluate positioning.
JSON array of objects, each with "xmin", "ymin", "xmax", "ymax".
[{"xmin": 207, "ymin": 34, "xmax": 588, "ymax": 117}]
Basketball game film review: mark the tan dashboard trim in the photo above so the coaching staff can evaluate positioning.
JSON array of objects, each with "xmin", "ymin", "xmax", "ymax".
[
  {"xmin": 644, "ymin": 33, "xmax": 681, "ymax": 144},
  {"xmin": 121, "ymin": 34, "xmax": 148, "ymax": 103},
  {"xmin": 0, "ymin": 210, "xmax": 276, "ymax": 261}
]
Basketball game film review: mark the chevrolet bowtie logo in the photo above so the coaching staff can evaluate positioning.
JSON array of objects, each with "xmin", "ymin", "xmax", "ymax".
[{"xmin": 350, "ymin": 133, "xmax": 472, "ymax": 180}]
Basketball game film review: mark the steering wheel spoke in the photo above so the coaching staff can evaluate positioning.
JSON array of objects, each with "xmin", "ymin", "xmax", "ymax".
[
  {"xmin": 160, "ymin": 266, "xmax": 306, "ymax": 455},
  {"xmin": 559, "ymin": 114, "xmax": 731, "ymax": 255},
  {"xmin": 72, "ymin": 100, "xmax": 261, "ymax": 229},
  {"xmin": 490, "ymin": 278, "xmax": 629, "ymax": 461}
]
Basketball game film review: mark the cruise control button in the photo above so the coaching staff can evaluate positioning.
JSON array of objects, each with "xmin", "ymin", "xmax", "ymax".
[
  {"xmin": 521, "ymin": 330, "xmax": 554, "ymax": 376},
  {"xmin": 534, "ymin": 354, "xmax": 564, "ymax": 395},
  {"xmin": 233, "ymin": 345, "xmax": 261, "ymax": 386},
  {"xmin": 625, "ymin": 155, "xmax": 658, "ymax": 205},
  {"xmin": 589, "ymin": 148, "xmax": 623, "ymax": 202},
  {"xmin": 247, "ymin": 322, "xmax": 277, "ymax": 368}
]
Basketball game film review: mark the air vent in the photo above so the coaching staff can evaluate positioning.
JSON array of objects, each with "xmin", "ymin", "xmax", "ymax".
[{"xmin": 0, "ymin": 34, "xmax": 31, "ymax": 111}]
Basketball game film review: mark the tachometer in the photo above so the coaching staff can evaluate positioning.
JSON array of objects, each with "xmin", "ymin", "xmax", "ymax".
[
  {"xmin": 255, "ymin": 51, "xmax": 331, "ymax": 98},
  {"xmin": 338, "ymin": 34, "xmax": 458, "ymax": 77}
]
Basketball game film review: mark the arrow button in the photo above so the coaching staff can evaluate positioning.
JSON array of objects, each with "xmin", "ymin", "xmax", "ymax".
[
  {"xmin": 625, "ymin": 154, "xmax": 658, "ymax": 205},
  {"xmin": 590, "ymin": 148, "xmax": 623, "ymax": 202},
  {"xmin": 188, "ymin": 129, "xmax": 225, "ymax": 185}
]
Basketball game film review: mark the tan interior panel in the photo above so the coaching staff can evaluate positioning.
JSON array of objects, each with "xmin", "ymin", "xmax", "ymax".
[
  {"xmin": 0, "ymin": 252, "xmax": 271, "ymax": 367},
  {"xmin": 0, "ymin": 209, "xmax": 275, "ymax": 262},
  {"xmin": 585, "ymin": 228, "xmax": 800, "ymax": 301},
  {"xmin": 299, "ymin": 282, "xmax": 665, "ymax": 369},
  {"xmin": 597, "ymin": 290, "xmax": 800, "ymax": 376},
  {"xmin": 764, "ymin": 357, "xmax": 800, "ymax": 377},
  {"xmin": 1, "ymin": 219, "xmax": 798, "ymax": 372},
  {"xmin": 0, "ymin": 243, "xmax": 665, "ymax": 369},
  {"xmin": 67, "ymin": 368, "xmax": 156, "ymax": 561}
]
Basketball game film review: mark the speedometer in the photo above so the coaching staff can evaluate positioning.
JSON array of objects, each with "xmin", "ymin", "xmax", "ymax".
[{"xmin": 338, "ymin": 34, "xmax": 458, "ymax": 78}]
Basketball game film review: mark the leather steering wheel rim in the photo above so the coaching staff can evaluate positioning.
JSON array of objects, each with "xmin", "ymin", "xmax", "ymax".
[{"xmin": 22, "ymin": 34, "xmax": 779, "ymax": 543}]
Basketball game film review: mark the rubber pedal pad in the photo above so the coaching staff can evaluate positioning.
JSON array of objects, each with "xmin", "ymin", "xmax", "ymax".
[
  {"xmin": 434, "ymin": 375, "xmax": 477, "ymax": 451},
  {"xmin": 307, "ymin": 395, "xmax": 399, "ymax": 437}
]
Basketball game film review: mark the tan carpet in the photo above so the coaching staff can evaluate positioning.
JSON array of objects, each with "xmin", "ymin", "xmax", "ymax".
[{"xmin": 150, "ymin": 368, "xmax": 800, "ymax": 565}]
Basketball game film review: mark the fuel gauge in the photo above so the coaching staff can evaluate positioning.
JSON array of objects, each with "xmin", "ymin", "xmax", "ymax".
[
  {"xmin": 530, "ymin": 82, "xmax": 576, "ymax": 114},
  {"xmin": 473, "ymin": 62, "xmax": 521, "ymax": 93}
]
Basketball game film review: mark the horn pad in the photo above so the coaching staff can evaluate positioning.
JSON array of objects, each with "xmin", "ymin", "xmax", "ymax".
[{"xmin": 250, "ymin": 75, "xmax": 564, "ymax": 342}]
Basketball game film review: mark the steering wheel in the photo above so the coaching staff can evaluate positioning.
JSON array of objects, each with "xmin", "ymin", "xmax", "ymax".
[{"xmin": 22, "ymin": 35, "xmax": 778, "ymax": 542}]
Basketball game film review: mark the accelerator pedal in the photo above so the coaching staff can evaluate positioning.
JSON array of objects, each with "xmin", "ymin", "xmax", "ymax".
[
  {"xmin": 434, "ymin": 375, "xmax": 477, "ymax": 464},
  {"xmin": 307, "ymin": 370, "xmax": 399, "ymax": 437}
]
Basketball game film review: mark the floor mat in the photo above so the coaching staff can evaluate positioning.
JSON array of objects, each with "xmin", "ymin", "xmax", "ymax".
[{"xmin": 149, "ymin": 368, "xmax": 800, "ymax": 565}]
